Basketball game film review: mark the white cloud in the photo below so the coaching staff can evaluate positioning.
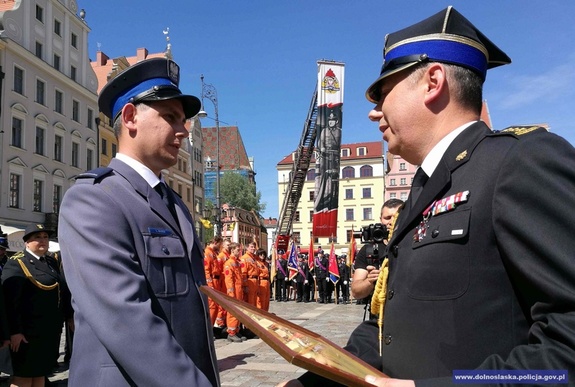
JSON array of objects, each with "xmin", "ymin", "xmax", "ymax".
[{"xmin": 498, "ymin": 59, "xmax": 575, "ymax": 110}]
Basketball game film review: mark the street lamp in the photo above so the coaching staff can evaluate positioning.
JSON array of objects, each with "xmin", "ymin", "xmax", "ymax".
[{"xmin": 198, "ymin": 74, "xmax": 221, "ymax": 237}]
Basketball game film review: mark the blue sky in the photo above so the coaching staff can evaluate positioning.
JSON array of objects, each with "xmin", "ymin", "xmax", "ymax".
[{"xmin": 82, "ymin": 1, "xmax": 575, "ymax": 219}]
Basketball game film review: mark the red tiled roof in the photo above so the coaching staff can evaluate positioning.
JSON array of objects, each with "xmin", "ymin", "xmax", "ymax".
[
  {"xmin": 0, "ymin": 0, "xmax": 16, "ymax": 12},
  {"xmin": 277, "ymin": 140, "xmax": 383, "ymax": 165}
]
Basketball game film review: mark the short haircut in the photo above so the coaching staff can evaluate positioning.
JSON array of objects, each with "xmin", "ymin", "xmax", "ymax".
[{"xmin": 382, "ymin": 198, "xmax": 404, "ymax": 211}]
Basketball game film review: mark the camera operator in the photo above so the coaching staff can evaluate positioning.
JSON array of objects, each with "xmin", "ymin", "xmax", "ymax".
[{"xmin": 351, "ymin": 199, "xmax": 404, "ymax": 306}]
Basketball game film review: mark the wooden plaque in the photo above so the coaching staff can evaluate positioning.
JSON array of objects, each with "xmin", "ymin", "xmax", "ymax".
[{"xmin": 201, "ymin": 286, "xmax": 388, "ymax": 386}]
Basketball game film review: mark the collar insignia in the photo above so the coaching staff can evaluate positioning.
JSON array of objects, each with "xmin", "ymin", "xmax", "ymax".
[{"xmin": 455, "ymin": 150, "xmax": 468, "ymax": 161}]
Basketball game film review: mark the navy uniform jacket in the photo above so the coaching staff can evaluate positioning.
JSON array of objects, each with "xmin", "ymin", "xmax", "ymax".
[
  {"xmin": 1, "ymin": 250, "xmax": 66, "ymax": 338},
  {"xmin": 58, "ymin": 159, "xmax": 219, "ymax": 386},
  {"xmin": 382, "ymin": 122, "xmax": 575, "ymax": 384},
  {"xmin": 300, "ymin": 122, "xmax": 575, "ymax": 386}
]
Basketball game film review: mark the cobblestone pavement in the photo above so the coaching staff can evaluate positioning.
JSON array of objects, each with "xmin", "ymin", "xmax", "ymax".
[{"xmin": 0, "ymin": 298, "xmax": 368, "ymax": 386}]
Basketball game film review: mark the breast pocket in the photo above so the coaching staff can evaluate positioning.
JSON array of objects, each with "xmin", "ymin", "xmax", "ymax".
[
  {"xmin": 143, "ymin": 234, "xmax": 189, "ymax": 297},
  {"xmin": 407, "ymin": 207, "xmax": 471, "ymax": 300}
]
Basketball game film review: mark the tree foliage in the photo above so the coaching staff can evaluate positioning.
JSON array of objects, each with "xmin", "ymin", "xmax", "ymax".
[{"xmin": 219, "ymin": 171, "xmax": 266, "ymax": 215}]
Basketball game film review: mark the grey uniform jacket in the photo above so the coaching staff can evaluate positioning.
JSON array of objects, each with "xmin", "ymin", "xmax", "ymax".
[{"xmin": 59, "ymin": 159, "xmax": 220, "ymax": 386}]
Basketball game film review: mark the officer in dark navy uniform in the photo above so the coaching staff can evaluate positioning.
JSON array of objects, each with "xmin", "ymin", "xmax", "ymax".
[
  {"xmin": 289, "ymin": 6, "xmax": 575, "ymax": 387},
  {"xmin": 59, "ymin": 58, "xmax": 220, "ymax": 386},
  {"xmin": 2, "ymin": 224, "xmax": 71, "ymax": 386}
]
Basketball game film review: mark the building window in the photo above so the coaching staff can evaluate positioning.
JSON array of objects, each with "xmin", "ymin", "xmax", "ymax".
[
  {"xmin": 341, "ymin": 148, "xmax": 349, "ymax": 157},
  {"xmin": 87, "ymin": 108, "xmax": 94, "ymax": 129},
  {"xmin": 54, "ymin": 19, "xmax": 61, "ymax": 36},
  {"xmin": 186, "ymin": 187, "xmax": 191, "ymax": 203},
  {"xmin": 72, "ymin": 142, "xmax": 79, "ymax": 167},
  {"xmin": 13, "ymin": 67, "xmax": 24, "ymax": 94},
  {"xmin": 33, "ymin": 180, "xmax": 44, "ymax": 212},
  {"xmin": 360, "ymin": 165, "xmax": 373, "ymax": 177},
  {"xmin": 72, "ymin": 100, "xmax": 79, "ymax": 122},
  {"xmin": 400, "ymin": 192, "xmax": 408, "ymax": 201},
  {"xmin": 53, "ymin": 185, "xmax": 62, "ymax": 213},
  {"xmin": 362, "ymin": 187, "xmax": 372, "ymax": 198},
  {"xmin": 363, "ymin": 207, "xmax": 373, "ymax": 221},
  {"xmin": 400, "ymin": 178, "xmax": 406, "ymax": 186},
  {"xmin": 54, "ymin": 135, "xmax": 63, "ymax": 162},
  {"xmin": 309, "ymin": 211, "xmax": 314, "ymax": 222},
  {"xmin": 71, "ymin": 33, "xmax": 78, "ymax": 48},
  {"xmin": 309, "ymin": 190, "xmax": 315, "ymax": 201},
  {"xmin": 112, "ymin": 143, "xmax": 117, "ymax": 157},
  {"xmin": 55, "ymin": 90, "xmax": 63, "ymax": 114},
  {"xmin": 9, "ymin": 173, "xmax": 21, "ymax": 208},
  {"xmin": 53, "ymin": 54, "xmax": 61, "ymax": 71},
  {"xmin": 35, "ymin": 41, "xmax": 43, "ymax": 59},
  {"xmin": 35, "ymin": 127, "xmax": 45, "ymax": 155},
  {"xmin": 357, "ymin": 147, "xmax": 366, "ymax": 156},
  {"xmin": 390, "ymin": 192, "xmax": 397, "ymax": 199},
  {"xmin": 70, "ymin": 66, "xmax": 77, "ymax": 81},
  {"xmin": 345, "ymin": 208, "xmax": 354, "ymax": 221},
  {"xmin": 36, "ymin": 79, "xmax": 45, "ymax": 105},
  {"xmin": 294, "ymin": 211, "xmax": 300, "ymax": 222},
  {"xmin": 11, "ymin": 118, "xmax": 23, "ymax": 148},
  {"xmin": 342, "ymin": 166, "xmax": 355, "ymax": 179},
  {"xmin": 87, "ymin": 149, "xmax": 93, "ymax": 170},
  {"xmin": 101, "ymin": 138, "xmax": 108, "ymax": 156},
  {"xmin": 306, "ymin": 169, "xmax": 315, "ymax": 181},
  {"xmin": 35, "ymin": 5, "xmax": 43, "ymax": 22},
  {"xmin": 399, "ymin": 162, "xmax": 406, "ymax": 171},
  {"xmin": 389, "ymin": 178, "xmax": 396, "ymax": 186},
  {"xmin": 292, "ymin": 232, "xmax": 300, "ymax": 244},
  {"xmin": 345, "ymin": 188, "xmax": 353, "ymax": 199}
]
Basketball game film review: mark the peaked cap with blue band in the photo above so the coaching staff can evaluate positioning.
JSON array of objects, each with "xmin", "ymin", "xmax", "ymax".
[
  {"xmin": 366, "ymin": 6, "xmax": 511, "ymax": 103},
  {"xmin": 98, "ymin": 58, "xmax": 201, "ymax": 121}
]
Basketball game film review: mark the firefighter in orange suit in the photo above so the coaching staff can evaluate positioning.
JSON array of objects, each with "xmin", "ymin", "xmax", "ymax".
[
  {"xmin": 255, "ymin": 248, "xmax": 270, "ymax": 311},
  {"xmin": 223, "ymin": 242, "xmax": 245, "ymax": 343},
  {"xmin": 215, "ymin": 239, "xmax": 231, "ymax": 328},
  {"xmin": 203, "ymin": 236, "xmax": 222, "ymax": 326},
  {"xmin": 240, "ymin": 242, "xmax": 259, "ymax": 306}
]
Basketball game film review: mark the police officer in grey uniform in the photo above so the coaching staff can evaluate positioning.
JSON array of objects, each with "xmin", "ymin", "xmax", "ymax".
[{"xmin": 59, "ymin": 58, "xmax": 219, "ymax": 386}]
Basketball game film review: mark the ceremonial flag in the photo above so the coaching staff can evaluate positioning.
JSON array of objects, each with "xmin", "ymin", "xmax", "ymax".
[
  {"xmin": 313, "ymin": 60, "xmax": 345, "ymax": 237},
  {"xmin": 308, "ymin": 236, "xmax": 314, "ymax": 271},
  {"xmin": 287, "ymin": 241, "xmax": 298, "ymax": 281},
  {"xmin": 348, "ymin": 231, "xmax": 357, "ymax": 267},
  {"xmin": 328, "ymin": 241, "xmax": 339, "ymax": 284}
]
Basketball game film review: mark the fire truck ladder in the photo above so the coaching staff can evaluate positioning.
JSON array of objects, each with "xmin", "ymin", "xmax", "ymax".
[{"xmin": 276, "ymin": 88, "xmax": 318, "ymax": 237}]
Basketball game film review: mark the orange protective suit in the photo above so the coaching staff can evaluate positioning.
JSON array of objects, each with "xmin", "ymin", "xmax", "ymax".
[
  {"xmin": 223, "ymin": 255, "xmax": 243, "ymax": 335},
  {"xmin": 240, "ymin": 252, "xmax": 259, "ymax": 306}
]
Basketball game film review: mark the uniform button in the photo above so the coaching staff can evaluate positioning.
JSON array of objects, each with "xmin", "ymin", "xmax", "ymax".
[
  {"xmin": 162, "ymin": 246, "xmax": 169, "ymax": 254},
  {"xmin": 431, "ymin": 229, "xmax": 439, "ymax": 238},
  {"xmin": 392, "ymin": 245, "xmax": 399, "ymax": 256},
  {"xmin": 384, "ymin": 334, "xmax": 392, "ymax": 345},
  {"xmin": 388, "ymin": 289, "xmax": 395, "ymax": 300}
]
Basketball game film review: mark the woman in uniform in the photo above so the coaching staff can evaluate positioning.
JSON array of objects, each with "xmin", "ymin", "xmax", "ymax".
[{"xmin": 1, "ymin": 224, "xmax": 70, "ymax": 387}]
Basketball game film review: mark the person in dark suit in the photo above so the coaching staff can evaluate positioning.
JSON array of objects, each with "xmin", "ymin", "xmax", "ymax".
[
  {"xmin": 275, "ymin": 252, "xmax": 288, "ymax": 302},
  {"xmin": 58, "ymin": 58, "xmax": 219, "ymax": 386},
  {"xmin": 314, "ymin": 252, "xmax": 329, "ymax": 303},
  {"xmin": 1, "ymin": 224, "xmax": 70, "ymax": 387},
  {"xmin": 285, "ymin": 6, "xmax": 575, "ymax": 387}
]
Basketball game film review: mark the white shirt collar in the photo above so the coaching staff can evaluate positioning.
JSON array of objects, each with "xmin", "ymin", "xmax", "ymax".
[
  {"xmin": 419, "ymin": 121, "xmax": 476, "ymax": 178},
  {"xmin": 115, "ymin": 153, "xmax": 163, "ymax": 188},
  {"xmin": 26, "ymin": 248, "xmax": 42, "ymax": 260}
]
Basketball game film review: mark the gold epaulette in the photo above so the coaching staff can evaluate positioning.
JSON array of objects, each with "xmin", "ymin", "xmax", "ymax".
[
  {"xmin": 500, "ymin": 125, "xmax": 544, "ymax": 136},
  {"xmin": 9, "ymin": 251, "xmax": 24, "ymax": 260}
]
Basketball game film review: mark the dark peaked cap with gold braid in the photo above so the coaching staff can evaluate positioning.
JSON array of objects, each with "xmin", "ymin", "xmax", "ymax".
[{"xmin": 366, "ymin": 6, "xmax": 512, "ymax": 103}]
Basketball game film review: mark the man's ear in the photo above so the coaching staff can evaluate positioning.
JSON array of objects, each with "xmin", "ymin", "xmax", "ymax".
[
  {"xmin": 423, "ymin": 63, "xmax": 447, "ymax": 105},
  {"xmin": 121, "ymin": 103, "xmax": 138, "ymax": 132}
]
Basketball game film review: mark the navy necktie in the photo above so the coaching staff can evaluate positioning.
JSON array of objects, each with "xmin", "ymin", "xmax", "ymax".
[
  {"xmin": 410, "ymin": 168, "xmax": 428, "ymax": 208},
  {"xmin": 155, "ymin": 182, "xmax": 179, "ymax": 221}
]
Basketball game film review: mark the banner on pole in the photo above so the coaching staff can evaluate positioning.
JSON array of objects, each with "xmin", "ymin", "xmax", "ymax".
[{"xmin": 313, "ymin": 61, "xmax": 345, "ymax": 237}]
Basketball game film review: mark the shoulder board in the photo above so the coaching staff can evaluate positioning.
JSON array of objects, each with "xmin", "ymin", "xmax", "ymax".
[
  {"xmin": 75, "ymin": 167, "xmax": 113, "ymax": 182},
  {"xmin": 492, "ymin": 125, "xmax": 546, "ymax": 137},
  {"xmin": 9, "ymin": 251, "xmax": 24, "ymax": 260}
]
